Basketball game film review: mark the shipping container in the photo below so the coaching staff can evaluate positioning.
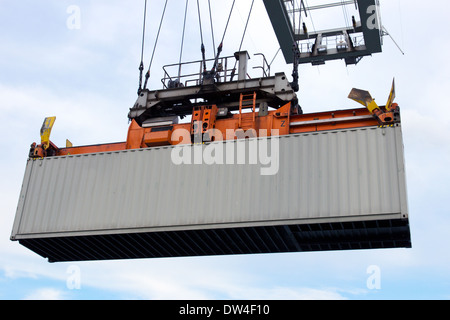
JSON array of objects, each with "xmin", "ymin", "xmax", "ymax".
[{"xmin": 11, "ymin": 125, "xmax": 411, "ymax": 262}]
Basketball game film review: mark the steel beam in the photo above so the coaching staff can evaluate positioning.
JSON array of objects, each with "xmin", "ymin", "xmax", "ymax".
[
  {"xmin": 262, "ymin": 0, "xmax": 296, "ymax": 63},
  {"xmin": 264, "ymin": 0, "xmax": 382, "ymax": 64},
  {"xmin": 357, "ymin": 0, "xmax": 382, "ymax": 55},
  {"xmin": 129, "ymin": 72, "xmax": 297, "ymax": 124}
]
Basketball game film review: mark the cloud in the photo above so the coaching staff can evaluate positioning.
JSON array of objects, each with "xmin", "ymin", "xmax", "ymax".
[
  {"xmin": 0, "ymin": 82, "xmax": 129, "ymax": 148},
  {"xmin": 222, "ymin": 286, "xmax": 349, "ymax": 300},
  {"xmin": 3, "ymin": 265, "xmax": 38, "ymax": 281},
  {"xmin": 3, "ymin": 257, "xmax": 352, "ymax": 300},
  {"xmin": 2, "ymin": 0, "xmax": 450, "ymax": 301},
  {"xmin": 23, "ymin": 288, "xmax": 67, "ymax": 300}
]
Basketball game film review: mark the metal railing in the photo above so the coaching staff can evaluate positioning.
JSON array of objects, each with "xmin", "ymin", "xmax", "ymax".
[
  {"xmin": 297, "ymin": 32, "xmax": 365, "ymax": 54},
  {"xmin": 160, "ymin": 53, "xmax": 271, "ymax": 89}
]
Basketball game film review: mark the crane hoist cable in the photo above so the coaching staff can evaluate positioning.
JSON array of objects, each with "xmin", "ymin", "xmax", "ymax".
[
  {"xmin": 196, "ymin": 0, "xmax": 235, "ymax": 79},
  {"xmin": 230, "ymin": 0, "xmax": 255, "ymax": 80},
  {"xmin": 304, "ymin": 0, "xmax": 316, "ymax": 33},
  {"xmin": 237, "ymin": 0, "xmax": 255, "ymax": 54},
  {"xmin": 178, "ymin": 0, "xmax": 189, "ymax": 80},
  {"xmin": 269, "ymin": 47, "xmax": 281, "ymax": 67},
  {"xmin": 220, "ymin": 0, "xmax": 235, "ymax": 46},
  {"xmin": 137, "ymin": 0, "xmax": 148, "ymax": 94},
  {"xmin": 207, "ymin": 0, "xmax": 216, "ymax": 57},
  {"xmin": 143, "ymin": 0, "xmax": 169, "ymax": 91},
  {"xmin": 341, "ymin": 0, "xmax": 350, "ymax": 29},
  {"xmin": 211, "ymin": 0, "xmax": 236, "ymax": 75},
  {"xmin": 196, "ymin": 0, "xmax": 207, "ymax": 73}
]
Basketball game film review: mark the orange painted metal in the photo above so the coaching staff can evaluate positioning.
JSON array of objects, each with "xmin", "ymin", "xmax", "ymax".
[
  {"xmin": 289, "ymin": 107, "xmax": 379, "ymax": 134},
  {"xmin": 31, "ymin": 104, "xmax": 383, "ymax": 158},
  {"xmin": 143, "ymin": 130, "xmax": 173, "ymax": 147},
  {"xmin": 56, "ymin": 142, "xmax": 127, "ymax": 156}
]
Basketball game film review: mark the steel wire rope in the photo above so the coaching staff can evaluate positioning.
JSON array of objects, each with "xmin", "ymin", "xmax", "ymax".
[
  {"xmin": 237, "ymin": 0, "xmax": 255, "ymax": 54},
  {"xmin": 143, "ymin": 0, "xmax": 169, "ymax": 90},
  {"xmin": 137, "ymin": 0, "xmax": 148, "ymax": 94},
  {"xmin": 339, "ymin": 1, "xmax": 350, "ymax": 49},
  {"xmin": 210, "ymin": 0, "xmax": 236, "ymax": 76},
  {"xmin": 207, "ymin": 0, "xmax": 216, "ymax": 57},
  {"xmin": 295, "ymin": 0, "xmax": 302, "ymax": 31},
  {"xmin": 220, "ymin": 0, "xmax": 236, "ymax": 46},
  {"xmin": 341, "ymin": 0, "xmax": 349, "ymax": 28},
  {"xmin": 196, "ymin": 0, "xmax": 204, "ymax": 46},
  {"xmin": 303, "ymin": 0, "xmax": 319, "ymax": 74},
  {"xmin": 178, "ymin": 0, "xmax": 189, "ymax": 80},
  {"xmin": 231, "ymin": 0, "xmax": 255, "ymax": 78},
  {"xmin": 304, "ymin": 0, "xmax": 316, "ymax": 33},
  {"xmin": 269, "ymin": 47, "xmax": 281, "ymax": 68},
  {"xmin": 196, "ymin": 0, "xmax": 207, "ymax": 72},
  {"xmin": 291, "ymin": 0, "xmax": 295, "ymax": 37},
  {"xmin": 296, "ymin": 0, "xmax": 304, "ymax": 54}
]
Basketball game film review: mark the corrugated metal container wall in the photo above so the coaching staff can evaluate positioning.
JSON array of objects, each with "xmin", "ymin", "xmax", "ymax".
[{"xmin": 11, "ymin": 125, "xmax": 411, "ymax": 262}]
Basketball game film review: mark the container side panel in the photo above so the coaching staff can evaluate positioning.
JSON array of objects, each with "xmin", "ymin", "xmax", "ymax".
[{"xmin": 12, "ymin": 126, "xmax": 407, "ymax": 239}]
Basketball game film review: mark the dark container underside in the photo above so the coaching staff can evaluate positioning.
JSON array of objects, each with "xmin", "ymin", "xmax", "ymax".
[{"xmin": 18, "ymin": 218, "xmax": 411, "ymax": 262}]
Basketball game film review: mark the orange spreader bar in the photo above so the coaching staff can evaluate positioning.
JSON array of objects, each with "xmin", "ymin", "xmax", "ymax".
[{"xmin": 33, "ymin": 105, "xmax": 384, "ymax": 158}]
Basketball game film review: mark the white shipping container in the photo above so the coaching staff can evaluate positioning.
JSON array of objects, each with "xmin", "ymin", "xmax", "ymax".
[{"xmin": 11, "ymin": 125, "xmax": 411, "ymax": 262}]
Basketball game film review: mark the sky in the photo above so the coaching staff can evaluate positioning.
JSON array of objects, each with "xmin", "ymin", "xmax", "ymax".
[{"xmin": 1, "ymin": 0, "xmax": 450, "ymax": 300}]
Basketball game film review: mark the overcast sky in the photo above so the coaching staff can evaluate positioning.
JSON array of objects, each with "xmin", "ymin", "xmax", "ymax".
[{"xmin": 1, "ymin": 0, "xmax": 450, "ymax": 300}]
